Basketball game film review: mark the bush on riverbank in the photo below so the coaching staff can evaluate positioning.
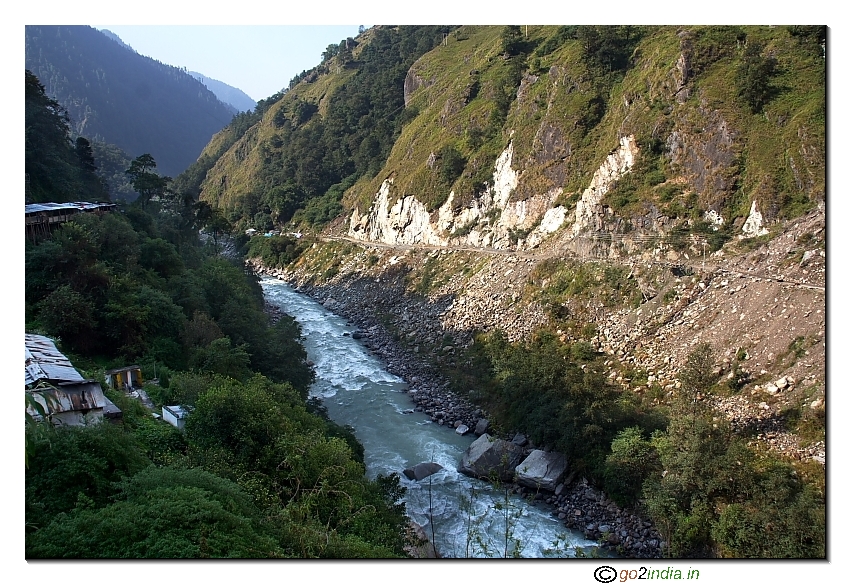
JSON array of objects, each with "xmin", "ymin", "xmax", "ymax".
[
  {"xmin": 447, "ymin": 333, "xmax": 825, "ymax": 558},
  {"xmin": 449, "ymin": 329, "xmax": 664, "ymax": 483},
  {"xmin": 246, "ymin": 234, "xmax": 309, "ymax": 270}
]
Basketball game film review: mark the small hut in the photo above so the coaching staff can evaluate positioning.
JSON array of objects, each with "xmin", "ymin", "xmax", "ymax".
[{"xmin": 105, "ymin": 365, "xmax": 143, "ymax": 391}]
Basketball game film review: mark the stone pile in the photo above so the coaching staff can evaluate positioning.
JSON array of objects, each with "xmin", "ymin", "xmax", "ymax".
[{"xmin": 548, "ymin": 478, "xmax": 664, "ymax": 558}]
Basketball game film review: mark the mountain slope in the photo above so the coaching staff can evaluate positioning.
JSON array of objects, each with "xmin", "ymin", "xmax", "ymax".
[
  {"xmin": 184, "ymin": 25, "xmax": 454, "ymax": 224},
  {"xmin": 343, "ymin": 25, "xmax": 824, "ymax": 254},
  {"xmin": 25, "ymin": 25, "xmax": 236, "ymax": 178},
  {"xmin": 190, "ymin": 72, "xmax": 257, "ymax": 113},
  {"xmin": 187, "ymin": 25, "xmax": 823, "ymax": 249}
]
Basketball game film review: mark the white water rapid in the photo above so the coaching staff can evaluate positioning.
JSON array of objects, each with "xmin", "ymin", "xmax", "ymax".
[{"xmin": 262, "ymin": 277, "xmax": 601, "ymax": 558}]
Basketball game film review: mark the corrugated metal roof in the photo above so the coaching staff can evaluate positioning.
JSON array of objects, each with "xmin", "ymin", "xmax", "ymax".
[
  {"xmin": 25, "ymin": 334, "xmax": 84, "ymax": 385},
  {"xmin": 27, "ymin": 381, "xmax": 110, "ymax": 421},
  {"xmin": 25, "ymin": 202, "xmax": 115, "ymax": 215}
]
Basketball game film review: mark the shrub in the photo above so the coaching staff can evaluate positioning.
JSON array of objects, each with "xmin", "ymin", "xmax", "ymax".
[{"xmin": 603, "ymin": 427, "xmax": 659, "ymax": 506}]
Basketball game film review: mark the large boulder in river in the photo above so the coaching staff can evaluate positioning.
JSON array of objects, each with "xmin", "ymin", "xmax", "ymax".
[
  {"xmin": 514, "ymin": 450, "xmax": 568, "ymax": 492},
  {"xmin": 403, "ymin": 462, "xmax": 443, "ymax": 481},
  {"xmin": 458, "ymin": 434, "xmax": 525, "ymax": 482}
]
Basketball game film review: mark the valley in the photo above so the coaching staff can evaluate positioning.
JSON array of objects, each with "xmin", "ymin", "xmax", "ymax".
[{"xmin": 26, "ymin": 24, "xmax": 827, "ymax": 559}]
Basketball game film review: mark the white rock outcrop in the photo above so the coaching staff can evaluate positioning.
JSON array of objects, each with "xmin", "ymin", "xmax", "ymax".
[
  {"xmin": 742, "ymin": 200, "xmax": 769, "ymax": 238},
  {"xmin": 704, "ymin": 209, "xmax": 725, "ymax": 230},
  {"xmin": 571, "ymin": 135, "xmax": 639, "ymax": 236},
  {"xmin": 350, "ymin": 135, "xmax": 639, "ymax": 250}
]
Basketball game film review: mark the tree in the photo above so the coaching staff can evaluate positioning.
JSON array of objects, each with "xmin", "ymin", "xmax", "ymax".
[
  {"xmin": 74, "ymin": 137, "xmax": 97, "ymax": 174},
  {"xmin": 677, "ymin": 342, "xmax": 718, "ymax": 414},
  {"xmin": 37, "ymin": 285, "xmax": 97, "ymax": 353},
  {"xmin": 26, "ymin": 466, "xmax": 282, "ymax": 558},
  {"xmin": 25, "ymin": 70, "xmax": 107, "ymax": 202},
  {"xmin": 500, "ymin": 26, "xmax": 525, "ymax": 57},
  {"xmin": 438, "ymin": 145, "xmax": 466, "ymax": 186},
  {"xmin": 126, "ymin": 154, "xmax": 172, "ymax": 208},
  {"xmin": 26, "ymin": 422, "xmax": 149, "ymax": 529},
  {"xmin": 736, "ymin": 42, "xmax": 777, "ymax": 113},
  {"xmin": 603, "ymin": 426, "xmax": 660, "ymax": 506},
  {"xmin": 204, "ymin": 208, "xmax": 232, "ymax": 254}
]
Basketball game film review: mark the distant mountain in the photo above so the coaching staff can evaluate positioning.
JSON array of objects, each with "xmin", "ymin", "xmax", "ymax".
[
  {"xmin": 190, "ymin": 72, "xmax": 257, "ymax": 113},
  {"xmin": 25, "ymin": 25, "xmax": 236, "ymax": 178}
]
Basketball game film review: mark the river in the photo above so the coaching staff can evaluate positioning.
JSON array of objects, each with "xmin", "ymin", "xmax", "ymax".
[{"xmin": 261, "ymin": 276, "xmax": 600, "ymax": 558}]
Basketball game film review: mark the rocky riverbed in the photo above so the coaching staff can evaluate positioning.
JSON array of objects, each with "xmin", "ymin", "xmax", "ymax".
[
  {"xmin": 249, "ymin": 207, "xmax": 824, "ymax": 558},
  {"xmin": 259, "ymin": 265, "xmax": 664, "ymax": 558}
]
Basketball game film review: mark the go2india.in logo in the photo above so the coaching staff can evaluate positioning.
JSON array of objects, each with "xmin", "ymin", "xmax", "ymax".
[{"xmin": 594, "ymin": 566, "xmax": 700, "ymax": 582}]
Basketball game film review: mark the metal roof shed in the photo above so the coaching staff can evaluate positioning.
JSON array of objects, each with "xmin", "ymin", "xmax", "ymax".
[{"xmin": 25, "ymin": 334, "xmax": 121, "ymax": 426}]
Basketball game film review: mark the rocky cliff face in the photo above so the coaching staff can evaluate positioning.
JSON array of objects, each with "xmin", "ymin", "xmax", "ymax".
[
  {"xmin": 348, "ymin": 135, "xmax": 641, "ymax": 251},
  {"xmin": 347, "ymin": 129, "xmax": 786, "ymax": 267}
]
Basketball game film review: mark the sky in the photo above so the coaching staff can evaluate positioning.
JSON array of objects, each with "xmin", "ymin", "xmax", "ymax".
[
  {"xmin": 6, "ymin": 1, "xmax": 849, "ymax": 581},
  {"xmin": 91, "ymin": 25, "xmax": 365, "ymax": 102}
]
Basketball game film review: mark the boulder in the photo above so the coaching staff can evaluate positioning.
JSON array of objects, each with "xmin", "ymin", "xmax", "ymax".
[
  {"xmin": 455, "ymin": 424, "xmax": 469, "ymax": 435},
  {"xmin": 474, "ymin": 418, "xmax": 489, "ymax": 436},
  {"xmin": 458, "ymin": 434, "xmax": 525, "ymax": 482},
  {"xmin": 403, "ymin": 462, "xmax": 444, "ymax": 481},
  {"xmin": 514, "ymin": 450, "xmax": 569, "ymax": 492},
  {"xmin": 511, "ymin": 433, "xmax": 528, "ymax": 447}
]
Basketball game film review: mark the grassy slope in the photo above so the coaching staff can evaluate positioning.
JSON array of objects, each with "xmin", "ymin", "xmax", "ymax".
[{"xmin": 191, "ymin": 26, "xmax": 824, "ymax": 233}]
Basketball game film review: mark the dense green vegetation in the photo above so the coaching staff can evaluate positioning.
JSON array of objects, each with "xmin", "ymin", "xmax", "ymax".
[
  {"xmin": 445, "ymin": 335, "xmax": 824, "ymax": 558},
  {"xmin": 25, "ymin": 25, "xmax": 235, "ymax": 178},
  {"xmin": 449, "ymin": 330, "xmax": 664, "ymax": 482},
  {"xmin": 186, "ymin": 26, "xmax": 454, "ymax": 230},
  {"xmin": 641, "ymin": 345, "xmax": 824, "ymax": 558},
  {"xmin": 245, "ymin": 233, "xmax": 311, "ymax": 270},
  {"xmin": 25, "ymin": 94, "xmax": 412, "ymax": 556},
  {"xmin": 25, "ymin": 205, "xmax": 411, "ymax": 558},
  {"xmin": 26, "ymin": 375, "xmax": 410, "ymax": 558}
]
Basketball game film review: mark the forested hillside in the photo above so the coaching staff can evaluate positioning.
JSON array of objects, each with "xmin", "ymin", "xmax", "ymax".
[
  {"xmin": 25, "ymin": 25, "xmax": 236, "ymax": 178},
  {"xmin": 179, "ymin": 25, "xmax": 455, "ymax": 228},
  {"xmin": 25, "ymin": 70, "xmax": 107, "ymax": 203}
]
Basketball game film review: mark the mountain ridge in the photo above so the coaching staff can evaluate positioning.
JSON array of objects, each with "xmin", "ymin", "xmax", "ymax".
[
  {"xmin": 189, "ymin": 71, "xmax": 257, "ymax": 113},
  {"xmin": 25, "ymin": 25, "xmax": 237, "ymax": 178}
]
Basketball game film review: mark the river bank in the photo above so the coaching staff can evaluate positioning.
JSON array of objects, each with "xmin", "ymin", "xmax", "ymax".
[{"xmin": 256, "ymin": 262, "xmax": 664, "ymax": 558}]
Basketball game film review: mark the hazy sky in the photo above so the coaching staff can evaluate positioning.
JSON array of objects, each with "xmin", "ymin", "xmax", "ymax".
[{"xmin": 91, "ymin": 25, "xmax": 365, "ymax": 102}]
